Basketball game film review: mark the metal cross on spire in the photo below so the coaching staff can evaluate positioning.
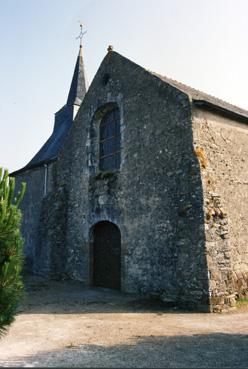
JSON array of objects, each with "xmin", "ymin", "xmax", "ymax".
[{"xmin": 76, "ymin": 22, "xmax": 87, "ymax": 46}]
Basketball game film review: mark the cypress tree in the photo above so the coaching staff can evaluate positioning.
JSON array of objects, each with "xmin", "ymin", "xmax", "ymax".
[{"xmin": 0, "ymin": 168, "xmax": 26, "ymax": 335}]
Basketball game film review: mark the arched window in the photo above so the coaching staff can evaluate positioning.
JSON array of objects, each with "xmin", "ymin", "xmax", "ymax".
[{"xmin": 99, "ymin": 108, "xmax": 121, "ymax": 171}]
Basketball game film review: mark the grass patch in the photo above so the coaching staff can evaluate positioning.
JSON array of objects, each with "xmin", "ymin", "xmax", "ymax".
[{"xmin": 236, "ymin": 297, "xmax": 248, "ymax": 308}]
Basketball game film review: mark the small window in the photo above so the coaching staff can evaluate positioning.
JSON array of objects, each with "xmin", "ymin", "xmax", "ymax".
[
  {"xmin": 102, "ymin": 73, "xmax": 110, "ymax": 86},
  {"xmin": 99, "ymin": 108, "xmax": 120, "ymax": 171}
]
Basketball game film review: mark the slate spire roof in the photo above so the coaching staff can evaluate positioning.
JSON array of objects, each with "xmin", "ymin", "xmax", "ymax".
[
  {"xmin": 67, "ymin": 45, "xmax": 87, "ymax": 107},
  {"xmin": 12, "ymin": 45, "xmax": 87, "ymax": 175}
]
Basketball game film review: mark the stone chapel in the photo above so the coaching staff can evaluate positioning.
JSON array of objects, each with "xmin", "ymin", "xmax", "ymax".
[{"xmin": 11, "ymin": 42, "xmax": 248, "ymax": 312}]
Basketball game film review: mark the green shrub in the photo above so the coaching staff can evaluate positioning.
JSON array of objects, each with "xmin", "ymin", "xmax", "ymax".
[{"xmin": 0, "ymin": 168, "xmax": 26, "ymax": 335}]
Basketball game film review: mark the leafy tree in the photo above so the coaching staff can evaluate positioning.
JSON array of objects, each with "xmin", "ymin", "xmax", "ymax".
[{"xmin": 0, "ymin": 168, "xmax": 26, "ymax": 335}]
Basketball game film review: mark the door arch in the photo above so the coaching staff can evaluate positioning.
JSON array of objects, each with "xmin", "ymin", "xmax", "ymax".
[{"xmin": 92, "ymin": 221, "xmax": 121, "ymax": 290}]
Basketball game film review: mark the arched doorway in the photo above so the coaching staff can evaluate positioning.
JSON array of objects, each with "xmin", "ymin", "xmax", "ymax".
[{"xmin": 92, "ymin": 221, "xmax": 121, "ymax": 290}]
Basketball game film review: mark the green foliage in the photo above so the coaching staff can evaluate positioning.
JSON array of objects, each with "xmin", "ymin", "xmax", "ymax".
[
  {"xmin": 236, "ymin": 297, "xmax": 248, "ymax": 308},
  {"xmin": 0, "ymin": 168, "xmax": 26, "ymax": 335},
  {"xmin": 94, "ymin": 171, "xmax": 115, "ymax": 181}
]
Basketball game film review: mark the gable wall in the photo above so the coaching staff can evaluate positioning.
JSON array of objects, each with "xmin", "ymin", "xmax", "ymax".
[{"xmin": 51, "ymin": 52, "xmax": 210, "ymax": 308}]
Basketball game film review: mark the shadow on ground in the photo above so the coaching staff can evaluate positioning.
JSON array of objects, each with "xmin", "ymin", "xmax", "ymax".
[
  {"xmin": 18, "ymin": 275, "xmax": 195, "ymax": 315},
  {"xmin": 2, "ymin": 333, "xmax": 248, "ymax": 368}
]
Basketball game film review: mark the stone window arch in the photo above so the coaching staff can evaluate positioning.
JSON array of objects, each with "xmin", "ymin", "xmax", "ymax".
[{"xmin": 99, "ymin": 108, "xmax": 121, "ymax": 171}]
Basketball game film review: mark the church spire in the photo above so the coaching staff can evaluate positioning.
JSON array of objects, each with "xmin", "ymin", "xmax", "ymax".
[{"xmin": 67, "ymin": 25, "xmax": 87, "ymax": 108}]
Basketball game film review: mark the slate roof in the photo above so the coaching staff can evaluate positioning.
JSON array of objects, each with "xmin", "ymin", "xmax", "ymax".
[
  {"xmin": 11, "ymin": 45, "xmax": 87, "ymax": 176},
  {"xmin": 152, "ymin": 71, "xmax": 248, "ymax": 121},
  {"xmin": 23, "ymin": 105, "xmax": 72, "ymax": 170}
]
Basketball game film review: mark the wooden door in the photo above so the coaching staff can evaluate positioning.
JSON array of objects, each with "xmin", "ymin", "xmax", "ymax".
[{"xmin": 93, "ymin": 221, "xmax": 121, "ymax": 290}]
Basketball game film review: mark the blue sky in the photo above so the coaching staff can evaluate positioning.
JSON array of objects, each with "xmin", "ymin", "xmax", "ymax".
[{"xmin": 1, "ymin": 0, "xmax": 248, "ymax": 172}]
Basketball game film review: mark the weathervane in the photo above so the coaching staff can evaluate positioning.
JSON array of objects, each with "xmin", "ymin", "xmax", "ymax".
[{"xmin": 76, "ymin": 22, "xmax": 87, "ymax": 46}]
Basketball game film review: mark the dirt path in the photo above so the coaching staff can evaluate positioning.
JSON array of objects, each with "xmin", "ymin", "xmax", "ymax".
[{"xmin": 0, "ymin": 276, "xmax": 247, "ymax": 368}]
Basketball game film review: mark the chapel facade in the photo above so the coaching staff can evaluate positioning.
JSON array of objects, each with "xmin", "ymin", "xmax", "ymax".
[{"xmin": 12, "ymin": 43, "xmax": 248, "ymax": 312}]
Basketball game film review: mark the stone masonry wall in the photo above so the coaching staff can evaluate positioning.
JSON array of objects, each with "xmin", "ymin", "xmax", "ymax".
[
  {"xmin": 14, "ymin": 167, "xmax": 45, "ymax": 272},
  {"xmin": 192, "ymin": 107, "xmax": 248, "ymax": 311},
  {"xmin": 14, "ymin": 162, "xmax": 55, "ymax": 274},
  {"xmin": 12, "ymin": 52, "xmax": 248, "ymax": 312},
  {"xmin": 51, "ymin": 51, "xmax": 209, "ymax": 309}
]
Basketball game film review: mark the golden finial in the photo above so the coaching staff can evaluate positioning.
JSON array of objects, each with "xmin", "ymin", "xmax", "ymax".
[{"xmin": 107, "ymin": 45, "xmax": 113, "ymax": 52}]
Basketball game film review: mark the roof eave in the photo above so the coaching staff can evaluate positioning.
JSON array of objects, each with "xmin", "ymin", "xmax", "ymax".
[
  {"xmin": 193, "ymin": 99, "xmax": 248, "ymax": 124},
  {"xmin": 10, "ymin": 157, "xmax": 57, "ymax": 177}
]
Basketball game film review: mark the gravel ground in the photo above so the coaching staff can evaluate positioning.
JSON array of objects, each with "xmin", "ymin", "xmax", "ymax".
[{"xmin": 0, "ymin": 276, "xmax": 247, "ymax": 368}]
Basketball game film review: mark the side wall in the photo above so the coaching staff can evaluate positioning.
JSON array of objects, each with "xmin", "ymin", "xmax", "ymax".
[
  {"xmin": 192, "ymin": 107, "xmax": 248, "ymax": 311},
  {"xmin": 14, "ymin": 162, "xmax": 55, "ymax": 274}
]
